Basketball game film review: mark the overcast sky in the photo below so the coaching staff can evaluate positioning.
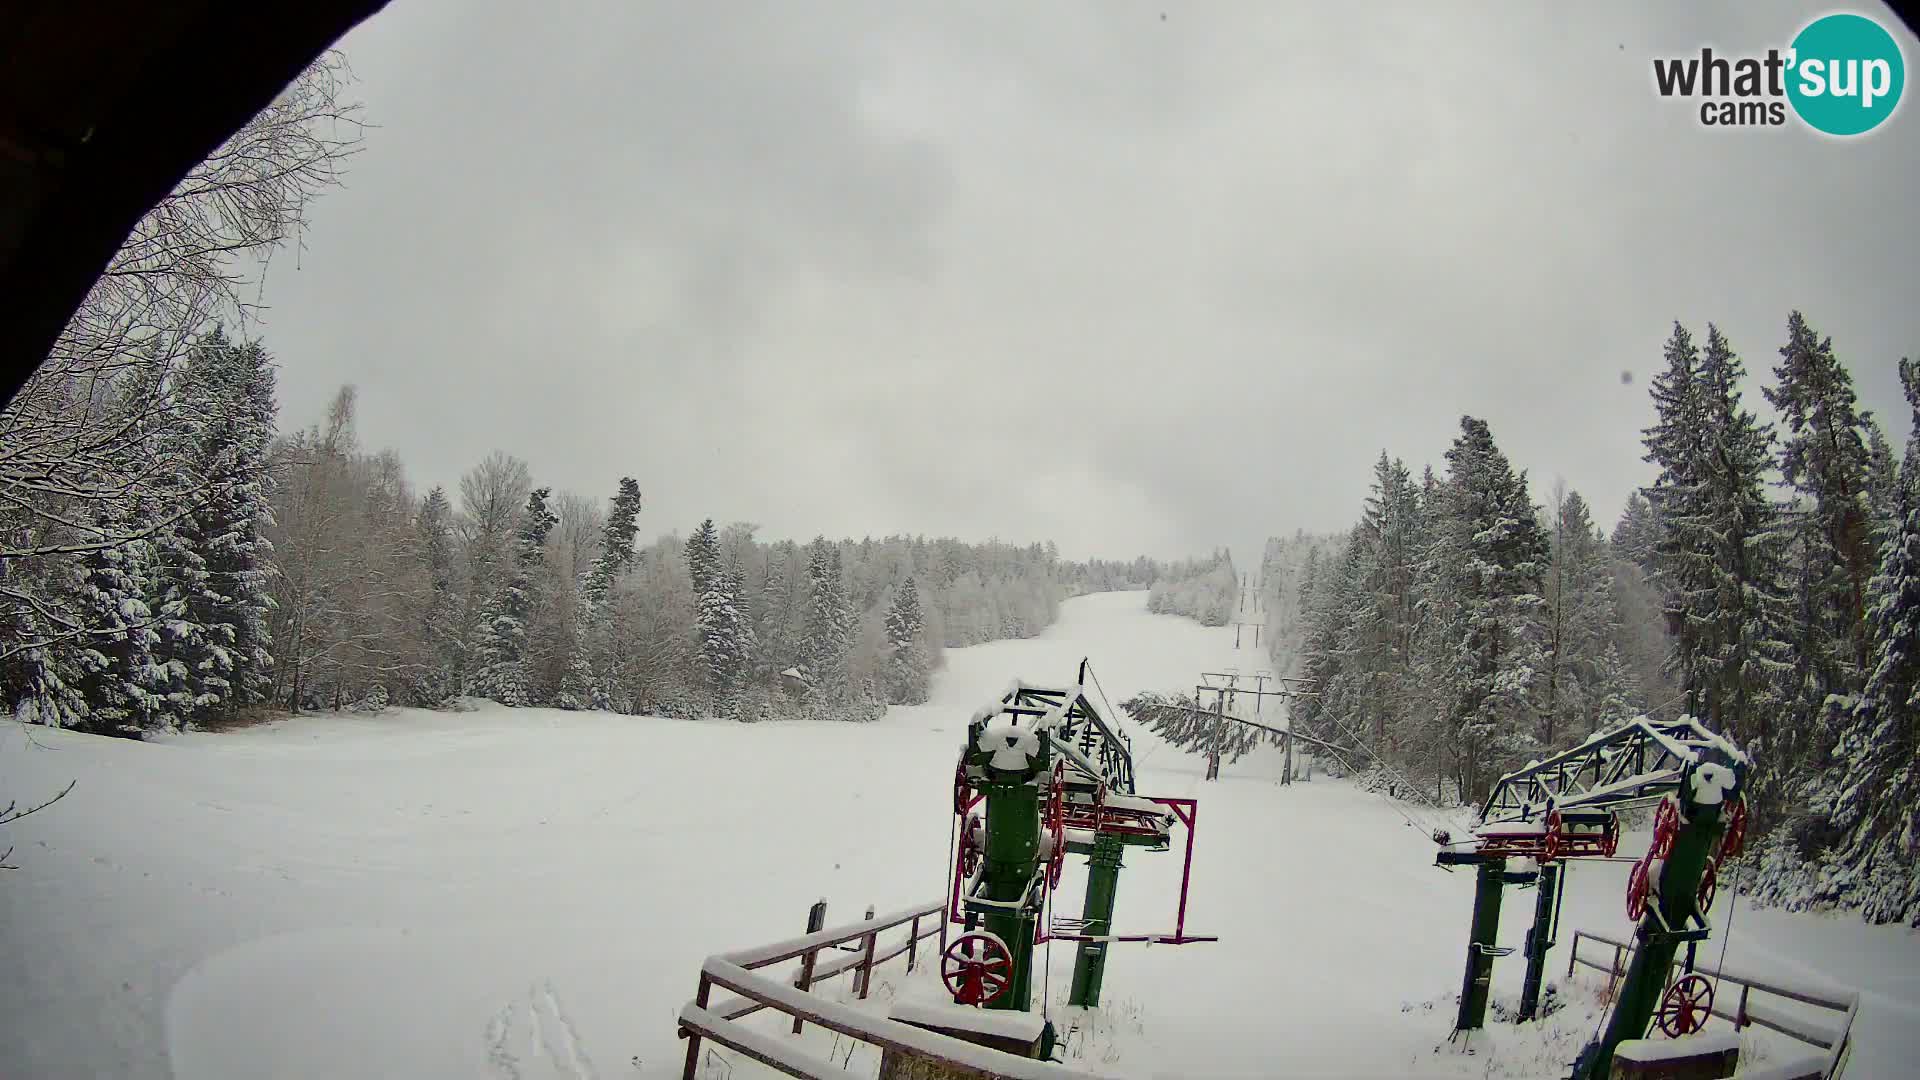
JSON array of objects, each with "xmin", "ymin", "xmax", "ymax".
[{"xmin": 257, "ymin": 1, "xmax": 1919, "ymax": 566}]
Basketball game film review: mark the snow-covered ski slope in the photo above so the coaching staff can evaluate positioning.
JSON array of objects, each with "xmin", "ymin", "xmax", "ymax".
[{"xmin": 1, "ymin": 591, "xmax": 1915, "ymax": 1078}]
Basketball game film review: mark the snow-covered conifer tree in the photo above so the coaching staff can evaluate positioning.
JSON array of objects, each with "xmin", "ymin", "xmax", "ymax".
[
  {"xmin": 1767, "ymin": 312, "xmax": 1875, "ymax": 684},
  {"xmin": 467, "ymin": 487, "xmax": 557, "ymax": 706},
  {"xmin": 883, "ymin": 574, "xmax": 931, "ymax": 704},
  {"xmin": 163, "ymin": 329, "xmax": 279, "ymax": 723},
  {"xmin": 415, "ymin": 486, "xmax": 461, "ymax": 703}
]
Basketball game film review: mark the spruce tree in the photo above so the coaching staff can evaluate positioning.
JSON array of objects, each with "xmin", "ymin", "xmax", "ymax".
[
  {"xmin": 1819, "ymin": 373, "xmax": 1920, "ymax": 923},
  {"xmin": 1866, "ymin": 423, "xmax": 1900, "ymax": 543},
  {"xmin": 1766, "ymin": 311, "xmax": 1875, "ymax": 680},
  {"xmin": 757, "ymin": 544, "xmax": 797, "ymax": 679},
  {"xmin": 685, "ymin": 519, "xmax": 721, "ymax": 600},
  {"xmin": 561, "ymin": 478, "xmax": 641, "ymax": 709},
  {"xmin": 178, "ymin": 331, "xmax": 280, "ymax": 719},
  {"xmin": 1641, "ymin": 323, "xmax": 1716, "ymax": 719},
  {"xmin": 467, "ymin": 487, "xmax": 557, "ymax": 706},
  {"xmin": 582, "ymin": 478, "xmax": 642, "ymax": 606},
  {"xmin": 884, "ymin": 575, "xmax": 932, "ymax": 704},
  {"xmin": 689, "ymin": 522, "xmax": 754, "ymax": 705},
  {"xmin": 1547, "ymin": 490, "xmax": 1621, "ymax": 746},
  {"xmin": 803, "ymin": 537, "xmax": 853, "ymax": 698},
  {"xmin": 145, "ymin": 497, "xmax": 214, "ymax": 724},
  {"xmin": 67, "ymin": 536, "xmax": 163, "ymax": 735},
  {"xmin": 1901, "ymin": 358, "xmax": 1920, "ymax": 500},
  {"xmin": 1358, "ymin": 453, "xmax": 1421, "ymax": 745},
  {"xmin": 1611, "ymin": 493, "xmax": 1661, "ymax": 576},
  {"xmin": 1434, "ymin": 416, "xmax": 1551, "ymax": 798},
  {"xmin": 1694, "ymin": 326, "xmax": 1796, "ymax": 770},
  {"xmin": 1291, "ymin": 546, "xmax": 1330, "ymax": 733},
  {"xmin": 416, "ymin": 487, "xmax": 462, "ymax": 703}
]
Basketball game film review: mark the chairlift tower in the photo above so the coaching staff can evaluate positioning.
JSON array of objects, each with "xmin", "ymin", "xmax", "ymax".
[
  {"xmin": 1429, "ymin": 716, "xmax": 1751, "ymax": 1080},
  {"xmin": 946, "ymin": 661, "xmax": 1214, "ymax": 1020}
]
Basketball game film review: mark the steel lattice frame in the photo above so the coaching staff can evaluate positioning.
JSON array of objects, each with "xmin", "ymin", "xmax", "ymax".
[
  {"xmin": 1478, "ymin": 716, "xmax": 1745, "ymax": 825},
  {"xmin": 986, "ymin": 678, "xmax": 1136, "ymax": 796}
]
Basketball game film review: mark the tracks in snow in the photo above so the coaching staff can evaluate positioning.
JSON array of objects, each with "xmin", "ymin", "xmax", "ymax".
[{"xmin": 486, "ymin": 980, "xmax": 598, "ymax": 1079}]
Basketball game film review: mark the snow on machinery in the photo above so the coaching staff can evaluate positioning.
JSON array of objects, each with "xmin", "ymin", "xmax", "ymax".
[
  {"xmin": 1432, "ymin": 715, "xmax": 1752, "ymax": 1080},
  {"xmin": 943, "ymin": 660, "xmax": 1215, "ymax": 1025}
]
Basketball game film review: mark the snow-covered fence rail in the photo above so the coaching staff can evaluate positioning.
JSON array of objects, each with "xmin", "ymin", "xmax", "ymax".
[
  {"xmin": 1567, "ymin": 929, "xmax": 1858, "ymax": 1078},
  {"xmin": 678, "ymin": 899, "xmax": 1113, "ymax": 1080}
]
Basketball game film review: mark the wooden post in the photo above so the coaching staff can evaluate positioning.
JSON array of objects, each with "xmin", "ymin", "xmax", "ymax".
[
  {"xmin": 794, "ymin": 945, "xmax": 817, "ymax": 1030},
  {"xmin": 907, "ymin": 914, "xmax": 921, "ymax": 972},
  {"xmin": 792, "ymin": 899, "xmax": 827, "ymax": 1035},
  {"xmin": 858, "ymin": 906, "xmax": 878, "ymax": 999},
  {"xmin": 681, "ymin": 973, "xmax": 711, "ymax": 1080},
  {"xmin": 860, "ymin": 930, "xmax": 879, "ymax": 999}
]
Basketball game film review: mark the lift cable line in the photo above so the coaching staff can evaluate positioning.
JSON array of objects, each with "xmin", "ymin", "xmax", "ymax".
[{"xmin": 1132, "ymin": 673, "xmax": 1461, "ymax": 839}]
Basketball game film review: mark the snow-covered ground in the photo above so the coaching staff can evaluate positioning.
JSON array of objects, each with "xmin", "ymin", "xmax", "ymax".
[{"xmin": 2, "ymin": 591, "xmax": 1915, "ymax": 1078}]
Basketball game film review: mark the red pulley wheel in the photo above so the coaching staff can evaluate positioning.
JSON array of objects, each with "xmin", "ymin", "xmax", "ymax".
[
  {"xmin": 1652, "ymin": 799, "xmax": 1679, "ymax": 860},
  {"xmin": 1044, "ymin": 766, "xmax": 1066, "ymax": 888},
  {"xmin": 1542, "ymin": 811, "xmax": 1563, "ymax": 862},
  {"xmin": 1626, "ymin": 856, "xmax": 1652, "ymax": 923},
  {"xmin": 1697, "ymin": 859, "xmax": 1718, "ymax": 913},
  {"xmin": 1656, "ymin": 974, "xmax": 1715, "ymax": 1037},
  {"xmin": 958, "ymin": 813, "xmax": 982, "ymax": 877},
  {"xmin": 1721, "ymin": 798, "xmax": 1748, "ymax": 859},
  {"xmin": 942, "ymin": 931, "xmax": 1014, "ymax": 1006},
  {"xmin": 1602, "ymin": 815, "xmax": 1620, "ymax": 858}
]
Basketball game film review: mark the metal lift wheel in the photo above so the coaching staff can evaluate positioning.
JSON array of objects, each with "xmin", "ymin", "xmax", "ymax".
[
  {"xmin": 942, "ymin": 931, "xmax": 1014, "ymax": 1006},
  {"xmin": 1044, "ymin": 769, "xmax": 1066, "ymax": 888},
  {"xmin": 1602, "ymin": 815, "xmax": 1620, "ymax": 858},
  {"xmin": 1697, "ymin": 859, "xmax": 1718, "ymax": 913},
  {"xmin": 1721, "ymin": 798, "xmax": 1748, "ymax": 859},
  {"xmin": 1626, "ymin": 856, "xmax": 1652, "ymax": 923},
  {"xmin": 1652, "ymin": 799, "xmax": 1679, "ymax": 860},
  {"xmin": 959, "ymin": 813, "xmax": 983, "ymax": 877},
  {"xmin": 1656, "ymin": 974, "xmax": 1715, "ymax": 1037},
  {"xmin": 954, "ymin": 758, "xmax": 971, "ymax": 816}
]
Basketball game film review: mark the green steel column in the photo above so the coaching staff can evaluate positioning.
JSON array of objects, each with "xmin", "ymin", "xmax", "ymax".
[
  {"xmin": 1582, "ymin": 814, "xmax": 1722, "ymax": 1077},
  {"xmin": 1068, "ymin": 832, "xmax": 1126, "ymax": 1006},
  {"xmin": 1454, "ymin": 855, "xmax": 1507, "ymax": 1032},
  {"xmin": 1578, "ymin": 760, "xmax": 1740, "ymax": 1080},
  {"xmin": 1518, "ymin": 862, "xmax": 1559, "ymax": 1022},
  {"xmin": 979, "ymin": 778, "xmax": 1042, "ymax": 1012}
]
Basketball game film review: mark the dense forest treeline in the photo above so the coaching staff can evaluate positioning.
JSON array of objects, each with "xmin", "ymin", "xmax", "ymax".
[
  {"xmin": 1234, "ymin": 314, "xmax": 1918, "ymax": 924},
  {"xmin": 1145, "ymin": 551, "xmax": 1240, "ymax": 626},
  {"xmin": 0, "ymin": 56, "xmax": 1179, "ymax": 738},
  {"xmin": 4, "ymin": 360, "xmax": 1184, "ymax": 731}
]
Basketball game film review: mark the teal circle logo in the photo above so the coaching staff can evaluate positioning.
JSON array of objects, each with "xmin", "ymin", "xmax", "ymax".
[{"xmin": 1787, "ymin": 13, "xmax": 1905, "ymax": 136}]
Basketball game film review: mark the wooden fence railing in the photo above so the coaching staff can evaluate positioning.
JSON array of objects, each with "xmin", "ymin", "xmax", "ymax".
[
  {"xmin": 1567, "ymin": 928, "xmax": 1857, "ymax": 1079},
  {"xmin": 677, "ymin": 899, "xmax": 1115, "ymax": 1080}
]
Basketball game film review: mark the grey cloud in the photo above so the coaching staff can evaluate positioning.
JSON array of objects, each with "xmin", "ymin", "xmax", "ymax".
[{"xmin": 259, "ymin": 1, "xmax": 1920, "ymax": 565}]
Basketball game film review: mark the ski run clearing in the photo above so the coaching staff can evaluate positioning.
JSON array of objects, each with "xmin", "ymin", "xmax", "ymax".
[{"xmin": 2, "ymin": 591, "xmax": 1915, "ymax": 1078}]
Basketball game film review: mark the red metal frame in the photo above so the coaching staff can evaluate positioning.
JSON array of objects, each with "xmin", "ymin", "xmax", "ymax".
[
  {"xmin": 1037, "ymin": 796, "xmax": 1217, "ymax": 946},
  {"xmin": 1473, "ymin": 813, "xmax": 1619, "ymax": 862},
  {"xmin": 947, "ymin": 790, "xmax": 987, "ymax": 926}
]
